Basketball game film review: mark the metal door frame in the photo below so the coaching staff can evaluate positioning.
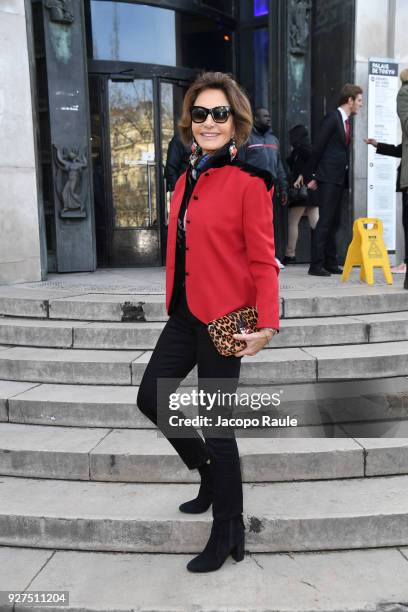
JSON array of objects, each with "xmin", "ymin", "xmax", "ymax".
[
  {"xmin": 157, "ymin": 76, "xmax": 191, "ymax": 262},
  {"xmin": 88, "ymin": 63, "xmax": 195, "ymax": 266}
]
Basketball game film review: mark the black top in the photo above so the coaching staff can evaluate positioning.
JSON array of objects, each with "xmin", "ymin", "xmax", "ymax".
[
  {"xmin": 167, "ymin": 144, "xmax": 274, "ymax": 316},
  {"xmin": 286, "ymin": 141, "xmax": 318, "ymax": 207},
  {"xmin": 287, "ymin": 142, "xmax": 312, "ymax": 179},
  {"xmin": 168, "ymin": 144, "xmax": 229, "ymax": 314},
  {"xmin": 376, "ymin": 142, "xmax": 403, "ymax": 192}
]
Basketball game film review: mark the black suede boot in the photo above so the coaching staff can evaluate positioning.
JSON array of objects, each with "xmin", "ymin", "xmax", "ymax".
[
  {"xmin": 186, "ymin": 514, "xmax": 245, "ymax": 572},
  {"xmin": 179, "ymin": 459, "xmax": 213, "ymax": 514},
  {"xmin": 404, "ymin": 267, "xmax": 408, "ymax": 290}
]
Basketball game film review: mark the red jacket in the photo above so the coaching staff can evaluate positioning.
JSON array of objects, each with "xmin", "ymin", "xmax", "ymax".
[{"xmin": 165, "ymin": 163, "xmax": 280, "ymax": 329}]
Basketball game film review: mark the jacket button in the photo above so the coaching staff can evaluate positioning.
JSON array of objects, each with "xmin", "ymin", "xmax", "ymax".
[
  {"xmin": 186, "ymin": 219, "xmax": 191, "ymax": 224},
  {"xmin": 204, "ymin": 173, "xmax": 209, "ymax": 176},
  {"xmin": 193, "ymin": 195, "xmax": 199, "ymax": 200},
  {"xmin": 185, "ymin": 272, "xmax": 189, "ymax": 276},
  {"xmin": 185, "ymin": 246, "xmax": 189, "ymax": 251}
]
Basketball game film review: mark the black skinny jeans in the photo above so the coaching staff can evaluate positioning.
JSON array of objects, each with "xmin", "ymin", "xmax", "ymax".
[{"xmin": 137, "ymin": 286, "xmax": 244, "ymax": 521}]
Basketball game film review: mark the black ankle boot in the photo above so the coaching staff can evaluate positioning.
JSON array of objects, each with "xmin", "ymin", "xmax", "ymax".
[
  {"xmin": 179, "ymin": 459, "xmax": 213, "ymax": 514},
  {"xmin": 187, "ymin": 514, "xmax": 245, "ymax": 573},
  {"xmin": 404, "ymin": 268, "xmax": 408, "ymax": 290}
]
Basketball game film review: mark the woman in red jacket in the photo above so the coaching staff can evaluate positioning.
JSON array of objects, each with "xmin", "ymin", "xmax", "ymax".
[{"xmin": 137, "ymin": 72, "xmax": 280, "ymax": 573}]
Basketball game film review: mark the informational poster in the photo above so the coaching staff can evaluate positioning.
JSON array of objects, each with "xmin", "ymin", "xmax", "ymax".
[{"xmin": 367, "ymin": 58, "xmax": 399, "ymax": 250}]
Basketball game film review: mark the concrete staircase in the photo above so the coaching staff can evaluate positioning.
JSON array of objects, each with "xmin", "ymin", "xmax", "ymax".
[{"xmin": 1, "ymin": 281, "xmax": 408, "ymax": 610}]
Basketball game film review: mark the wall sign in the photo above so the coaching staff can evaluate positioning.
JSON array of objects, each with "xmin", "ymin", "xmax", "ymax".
[{"xmin": 367, "ymin": 58, "xmax": 399, "ymax": 250}]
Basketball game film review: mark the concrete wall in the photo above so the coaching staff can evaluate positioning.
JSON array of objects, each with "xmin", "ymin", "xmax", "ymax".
[
  {"xmin": 354, "ymin": 0, "xmax": 408, "ymax": 264},
  {"xmin": 0, "ymin": 0, "xmax": 44, "ymax": 284}
]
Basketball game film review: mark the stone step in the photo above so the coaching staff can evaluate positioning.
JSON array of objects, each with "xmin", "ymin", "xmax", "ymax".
[
  {"xmin": 1, "ymin": 474, "xmax": 408, "ymax": 552},
  {"xmin": 2, "ymin": 545, "xmax": 408, "ymax": 611},
  {"xmin": 0, "ymin": 287, "xmax": 78, "ymax": 318},
  {"xmin": 1, "ymin": 287, "xmax": 408, "ymax": 322},
  {"xmin": 0, "ymin": 380, "xmax": 38, "ymax": 422},
  {"xmin": 0, "ymin": 345, "xmax": 316, "ymax": 385},
  {"xmin": 0, "ymin": 317, "xmax": 79, "ymax": 348},
  {"xmin": 306, "ymin": 340, "xmax": 408, "ymax": 380},
  {"xmin": 2, "ymin": 341, "xmax": 408, "ymax": 385},
  {"xmin": 49, "ymin": 293, "xmax": 167, "ymax": 322},
  {"xmin": 1, "ymin": 421, "xmax": 408, "ymax": 482},
  {"xmin": 282, "ymin": 286, "xmax": 408, "ymax": 318},
  {"xmin": 0, "ymin": 346, "xmax": 143, "ymax": 385},
  {"xmin": 0, "ymin": 421, "xmax": 355, "ymax": 481},
  {"xmin": 2, "ymin": 381, "xmax": 145, "ymax": 427},
  {"xmin": 2, "ymin": 312, "xmax": 408, "ymax": 349},
  {"xmin": 3, "ymin": 377, "xmax": 408, "ymax": 429},
  {"xmin": 132, "ymin": 341, "xmax": 408, "ymax": 385}
]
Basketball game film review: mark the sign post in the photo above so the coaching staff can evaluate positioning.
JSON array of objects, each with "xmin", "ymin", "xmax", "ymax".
[{"xmin": 367, "ymin": 58, "xmax": 399, "ymax": 252}]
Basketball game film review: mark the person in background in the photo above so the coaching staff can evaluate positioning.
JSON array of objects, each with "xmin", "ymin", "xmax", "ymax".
[
  {"xmin": 365, "ymin": 136, "xmax": 407, "ymax": 289},
  {"xmin": 397, "ymin": 68, "xmax": 408, "ymax": 288},
  {"xmin": 238, "ymin": 107, "xmax": 288, "ymax": 266},
  {"xmin": 303, "ymin": 83, "xmax": 363, "ymax": 276},
  {"xmin": 283, "ymin": 124, "xmax": 319, "ymax": 265},
  {"xmin": 164, "ymin": 133, "xmax": 190, "ymax": 193}
]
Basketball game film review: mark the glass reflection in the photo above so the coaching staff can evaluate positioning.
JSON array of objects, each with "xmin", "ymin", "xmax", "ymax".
[
  {"xmin": 254, "ymin": 0, "xmax": 269, "ymax": 17},
  {"xmin": 91, "ymin": 1, "xmax": 176, "ymax": 65},
  {"xmin": 90, "ymin": 1, "xmax": 233, "ymax": 71},
  {"xmin": 109, "ymin": 80, "xmax": 157, "ymax": 228}
]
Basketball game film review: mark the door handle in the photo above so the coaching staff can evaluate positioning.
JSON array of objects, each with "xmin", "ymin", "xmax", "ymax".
[{"xmin": 147, "ymin": 163, "xmax": 153, "ymax": 226}]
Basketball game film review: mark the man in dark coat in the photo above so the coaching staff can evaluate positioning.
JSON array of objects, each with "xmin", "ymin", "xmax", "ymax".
[
  {"xmin": 164, "ymin": 133, "xmax": 190, "ymax": 193},
  {"xmin": 304, "ymin": 84, "xmax": 363, "ymax": 276},
  {"xmin": 238, "ymin": 108, "xmax": 288, "ymax": 261}
]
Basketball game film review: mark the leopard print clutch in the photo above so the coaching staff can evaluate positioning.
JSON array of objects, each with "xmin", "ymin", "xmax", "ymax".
[{"xmin": 207, "ymin": 306, "xmax": 258, "ymax": 356}]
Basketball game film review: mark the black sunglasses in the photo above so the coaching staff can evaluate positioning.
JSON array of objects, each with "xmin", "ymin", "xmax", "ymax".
[{"xmin": 190, "ymin": 105, "xmax": 233, "ymax": 124}]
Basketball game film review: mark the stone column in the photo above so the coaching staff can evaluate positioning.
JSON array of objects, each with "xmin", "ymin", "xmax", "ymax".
[
  {"xmin": 286, "ymin": 0, "xmax": 312, "ymax": 134},
  {"xmin": 42, "ymin": 0, "xmax": 96, "ymax": 272},
  {"xmin": 0, "ymin": 0, "xmax": 45, "ymax": 284}
]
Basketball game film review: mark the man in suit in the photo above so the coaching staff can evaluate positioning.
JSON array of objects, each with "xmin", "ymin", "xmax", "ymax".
[{"xmin": 304, "ymin": 84, "xmax": 363, "ymax": 276}]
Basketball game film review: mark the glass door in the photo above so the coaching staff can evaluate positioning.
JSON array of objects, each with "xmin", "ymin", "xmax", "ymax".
[
  {"xmin": 89, "ymin": 73, "xmax": 192, "ymax": 267},
  {"xmin": 108, "ymin": 78, "xmax": 160, "ymax": 266}
]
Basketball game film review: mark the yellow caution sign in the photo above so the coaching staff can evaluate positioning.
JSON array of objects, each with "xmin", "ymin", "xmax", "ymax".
[{"xmin": 341, "ymin": 218, "xmax": 393, "ymax": 285}]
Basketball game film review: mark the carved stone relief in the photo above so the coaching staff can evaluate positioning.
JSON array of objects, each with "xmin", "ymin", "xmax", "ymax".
[
  {"xmin": 53, "ymin": 145, "xmax": 88, "ymax": 219},
  {"xmin": 289, "ymin": 0, "xmax": 312, "ymax": 55},
  {"xmin": 44, "ymin": 0, "xmax": 74, "ymax": 24}
]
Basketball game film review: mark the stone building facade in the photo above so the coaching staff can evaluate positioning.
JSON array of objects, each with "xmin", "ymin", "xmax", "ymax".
[{"xmin": 1, "ymin": 0, "xmax": 407, "ymax": 283}]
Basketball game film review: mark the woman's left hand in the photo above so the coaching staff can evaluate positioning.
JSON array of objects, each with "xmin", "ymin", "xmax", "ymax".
[{"xmin": 232, "ymin": 331, "xmax": 270, "ymax": 357}]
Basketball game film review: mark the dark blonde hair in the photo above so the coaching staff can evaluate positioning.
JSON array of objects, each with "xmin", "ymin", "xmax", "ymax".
[
  {"xmin": 178, "ymin": 72, "xmax": 253, "ymax": 148},
  {"xmin": 339, "ymin": 83, "xmax": 363, "ymax": 105}
]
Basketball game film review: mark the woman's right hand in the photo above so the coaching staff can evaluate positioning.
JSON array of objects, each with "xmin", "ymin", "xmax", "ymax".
[{"xmin": 293, "ymin": 174, "xmax": 303, "ymax": 189}]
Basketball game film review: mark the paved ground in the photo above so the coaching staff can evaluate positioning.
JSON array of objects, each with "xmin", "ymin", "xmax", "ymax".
[{"xmin": 1, "ymin": 264, "xmax": 405, "ymax": 295}]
